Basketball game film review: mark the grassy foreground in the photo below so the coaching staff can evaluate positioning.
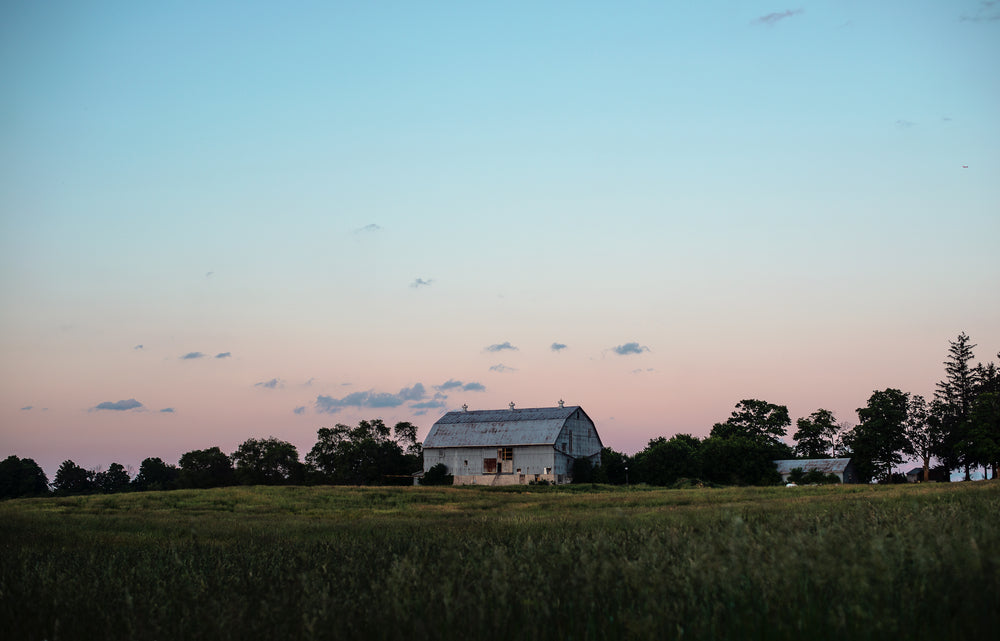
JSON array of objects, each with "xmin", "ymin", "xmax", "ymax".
[{"xmin": 2, "ymin": 482, "xmax": 998, "ymax": 641}]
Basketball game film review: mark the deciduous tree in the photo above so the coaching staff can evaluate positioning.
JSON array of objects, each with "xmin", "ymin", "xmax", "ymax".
[
  {"xmin": 178, "ymin": 447, "xmax": 234, "ymax": 489},
  {"xmin": 845, "ymin": 389, "xmax": 911, "ymax": 483},
  {"xmin": 132, "ymin": 457, "xmax": 180, "ymax": 491},
  {"xmin": 53, "ymin": 460, "xmax": 95, "ymax": 495},
  {"xmin": 792, "ymin": 409, "xmax": 838, "ymax": 458},
  {"xmin": 0, "ymin": 455, "xmax": 49, "ymax": 499},
  {"xmin": 231, "ymin": 437, "xmax": 303, "ymax": 485},
  {"xmin": 95, "ymin": 462, "xmax": 131, "ymax": 493}
]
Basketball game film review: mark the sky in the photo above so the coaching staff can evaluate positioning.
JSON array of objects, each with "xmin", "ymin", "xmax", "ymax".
[{"xmin": 2, "ymin": 1, "xmax": 998, "ymax": 479}]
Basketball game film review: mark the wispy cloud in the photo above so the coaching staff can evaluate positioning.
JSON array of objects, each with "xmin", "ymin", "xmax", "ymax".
[
  {"xmin": 961, "ymin": 1, "xmax": 1000, "ymax": 22},
  {"xmin": 754, "ymin": 8, "xmax": 803, "ymax": 25},
  {"xmin": 410, "ymin": 400, "xmax": 447, "ymax": 410},
  {"xmin": 93, "ymin": 399, "xmax": 143, "ymax": 411},
  {"xmin": 20, "ymin": 406, "xmax": 33, "ymax": 411},
  {"xmin": 489, "ymin": 364, "xmax": 517, "ymax": 373},
  {"xmin": 434, "ymin": 379, "xmax": 486, "ymax": 392},
  {"xmin": 255, "ymin": 378, "xmax": 282, "ymax": 390},
  {"xmin": 631, "ymin": 368, "xmax": 656, "ymax": 375},
  {"xmin": 612, "ymin": 342, "xmax": 650, "ymax": 356},
  {"xmin": 206, "ymin": 271, "xmax": 215, "ymax": 278},
  {"xmin": 315, "ymin": 383, "xmax": 428, "ymax": 414},
  {"xmin": 215, "ymin": 352, "xmax": 231, "ymax": 359},
  {"xmin": 485, "ymin": 341, "xmax": 518, "ymax": 352},
  {"xmin": 895, "ymin": 119, "xmax": 916, "ymax": 128},
  {"xmin": 551, "ymin": 342, "xmax": 568, "ymax": 352},
  {"xmin": 355, "ymin": 223, "xmax": 382, "ymax": 234},
  {"xmin": 293, "ymin": 406, "xmax": 306, "ymax": 415},
  {"xmin": 180, "ymin": 352, "xmax": 205, "ymax": 360},
  {"xmin": 133, "ymin": 344, "xmax": 143, "ymax": 350},
  {"xmin": 160, "ymin": 407, "xmax": 175, "ymax": 413},
  {"xmin": 410, "ymin": 278, "xmax": 433, "ymax": 288}
]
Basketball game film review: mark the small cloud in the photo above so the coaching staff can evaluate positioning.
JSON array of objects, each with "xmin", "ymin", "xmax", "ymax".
[
  {"xmin": 180, "ymin": 352, "xmax": 205, "ymax": 360},
  {"xmin": 410, "ymin": 278, "xmax": 434, "ymax": 288},
  {"xmin": 293, "ymin": 406, "xmax": 306, "ymax": 415},
  {"xmin": 160, "ymin": 408, "xmax": 175, "ymax": 413},
  {"xmin": 463, "ymin": 382, "xmax": 486, "ymax": 392},
  {"xmin": 435, "ymin": 379, "xmax": 464, "ymax": 391},
  {"xmin": 612, "ymin": 342, "xmax": 650, "ymax": 356},
  {"xmin": 754, "ymin": 8, "xmax": 803, "ymax": 25},
  {"xmin": 133, "ymin": 344, "xmax": 143, "ymax": 350},
  {"xmin": 255, "ymin": 378, "xmax": 282, "ymax": 390},
  {"xmin": 410, "ymin": 400, "xmax": 447, "ymax": 410},
  {"xmin": 551, "ymin": 342, "xmax": 567, "ymax": 352},
  {"xmin": 215, "ymin": 352, "xmax": 231, "ymax": 359},
  {"xmin": 20, "ymin": 406, "xmax": 33, "ymax": 411},
  {"xmin": 206, "ymin": 271, "xmax": 214, "ymax": 278},
  {"xmin": 94, "ymin": 399, "xmax": 143, "ymax": 411},
  {"xmin": 631, "ymin": 368, "xmax": 656, "ymax": 375},
  {"xmin": 895, "ymin": 119, "xmax": 916, "ymax": 128},
  {"xmin": 489, "ymin": 364, "xmax": 517, "ymax": 373},
  {"xmin": 355, "ymin": 223, "xmax": 382, "ymax": 234},
  {"xmin": 485, "ymin": 341, "xmax": 518, "ymax": 352},
  {"xmin": 413, "ymin": 409, "xmax": 428, "ymax": 416},
  {"xmin": 303, "ymin": 378, "xmax": 316, "ymax": 387}
]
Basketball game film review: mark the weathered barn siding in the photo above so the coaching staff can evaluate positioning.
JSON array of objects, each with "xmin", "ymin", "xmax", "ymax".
[
  {"xmin": 422, "ymin": 405, "xmax": 602, "ymax": 485},
  {"xmin": 773, "ymin": 458, "xmax": 859, "ymax": 484}
]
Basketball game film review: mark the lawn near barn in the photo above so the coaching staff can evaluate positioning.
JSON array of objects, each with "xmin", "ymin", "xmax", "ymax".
[{"xmin": 2, "ymin": 481, "xmax": 998, "ymax": 641}]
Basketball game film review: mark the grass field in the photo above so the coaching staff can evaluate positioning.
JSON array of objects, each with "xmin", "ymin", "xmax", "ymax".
[{"xmin": 2, "ymin": 481, "xmax": 998, "ymax": 640}]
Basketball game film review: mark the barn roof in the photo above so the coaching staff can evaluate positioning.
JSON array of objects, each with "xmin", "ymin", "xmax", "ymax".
[
  {"xmin": 423, "ymin": 406, "xmax": 591, "ymax": 448},
  {"xmin": 773, "ymin": 458, "xmax": 853, "ymax": 475}
]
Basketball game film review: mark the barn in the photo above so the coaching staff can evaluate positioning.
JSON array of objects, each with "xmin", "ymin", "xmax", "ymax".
[
  {"xmin": 422, "ymin": 402, "xmax": 603, "ymax": 485},
  {"xmin": 773, "ymin": 458, "xmax": 859, "ymax": 484}
]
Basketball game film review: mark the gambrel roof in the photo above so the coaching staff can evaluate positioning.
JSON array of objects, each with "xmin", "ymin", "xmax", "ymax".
[{"xmin": 423, "ymin": 406, "xmax": 596, "ymax": 448}]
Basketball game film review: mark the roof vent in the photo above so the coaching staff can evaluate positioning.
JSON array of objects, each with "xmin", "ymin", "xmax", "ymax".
[
  {"xmin": 558, "ymin": 399, "xmax": 564, "ymax": 408},
  {"xmin": 462, "ymin": 404, "xmax": 469, "ymax": 412},
  {"xmin": 509, "ymin": 401, "xmax": 515, "ymax": 411}
]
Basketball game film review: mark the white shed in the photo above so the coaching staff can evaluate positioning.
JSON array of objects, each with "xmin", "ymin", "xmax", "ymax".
[{"xmin": 422, "ymin": 404, "xmax": 603, "ymax": 485}]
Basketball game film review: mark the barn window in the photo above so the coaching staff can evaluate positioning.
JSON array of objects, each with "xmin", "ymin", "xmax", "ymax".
[{"xmin": 498, "ymin": 447, "xmax": 513, "ymax": 461}]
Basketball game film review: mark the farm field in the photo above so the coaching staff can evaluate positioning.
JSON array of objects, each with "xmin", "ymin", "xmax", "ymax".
[{"xmin": 2, "ymin": 481, "xmax": 998, "ymax": 640}]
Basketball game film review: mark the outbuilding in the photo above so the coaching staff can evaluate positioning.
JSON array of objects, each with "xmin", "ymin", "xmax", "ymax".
[
  {"xmin": 773, "ymin": 458, "xmax": 859, "ymax": 484},
  {"xmin": 422, "ymin": 402, "xmax": 603, "ymax": 485}
]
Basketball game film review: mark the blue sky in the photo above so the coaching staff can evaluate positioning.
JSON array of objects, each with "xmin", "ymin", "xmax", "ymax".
[{"xmin": 1, "ymin": 1, "xmax": 998, "ymax": 476}]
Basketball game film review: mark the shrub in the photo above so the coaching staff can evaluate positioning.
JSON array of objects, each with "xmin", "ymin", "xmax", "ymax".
[{"xmin": 421, "ymin": 463, "xmax": 453, "ymax": 486}]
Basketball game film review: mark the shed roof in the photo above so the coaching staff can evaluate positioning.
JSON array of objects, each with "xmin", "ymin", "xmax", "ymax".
[
  {"xmin": 773, "ymin": 458, "xmax": 853, "ymax": 475},
  {"xmin": 423, "ymin": 406, "xmax": 591, "ymax": 448}
]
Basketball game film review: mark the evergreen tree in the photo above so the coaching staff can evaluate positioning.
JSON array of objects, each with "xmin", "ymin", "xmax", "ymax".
[{"xmin": 934, "ymin": 332, "xmax": 978, "ymax": 479}]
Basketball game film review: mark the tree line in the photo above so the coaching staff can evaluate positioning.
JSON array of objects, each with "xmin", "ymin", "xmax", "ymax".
[
  {"xmin": 1, "ymin": 419, "xmax": 422, "ymax": 498},
  {"xmin": 2, "ymin": 333, "xmax": 998, "ymax": 499},
  {"xmin": 578, "ymin": 332, "xmax": 999, "ymax": 486}
]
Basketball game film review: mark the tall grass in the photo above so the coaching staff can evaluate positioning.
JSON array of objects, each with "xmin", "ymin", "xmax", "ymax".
[{"xmin": 2, "ymin": 482, "xmax": 997, "ymax": 640}]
